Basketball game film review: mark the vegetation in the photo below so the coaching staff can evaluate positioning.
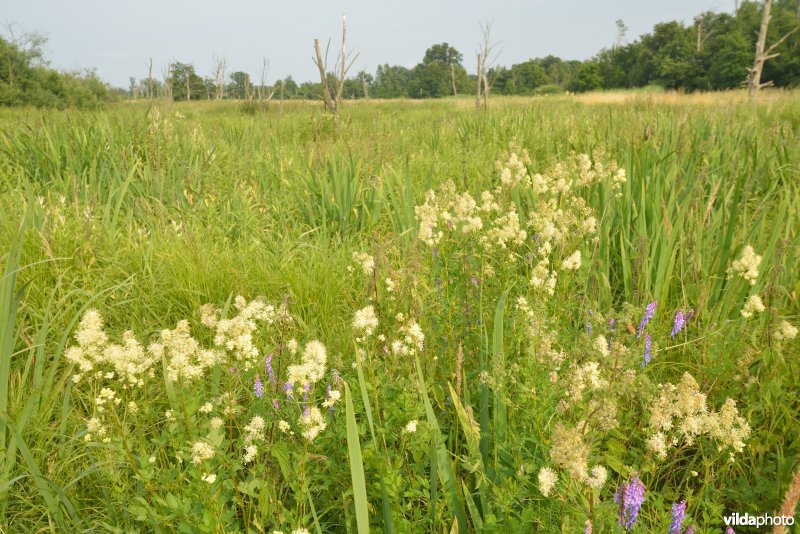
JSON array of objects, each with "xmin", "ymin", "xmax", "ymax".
[
  {"xmin": 0, "ymin": 93, "xmax": 798, "ymax": 532},
  {"xmin": 0, "ymin": 31, "xmax": 114, "ymax": 108}
]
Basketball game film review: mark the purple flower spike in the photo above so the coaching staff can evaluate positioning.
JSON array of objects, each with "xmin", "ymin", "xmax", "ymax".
[
  {"xmin": 670, "ymin": 309, "xmax": 693, "ymax": 338},
  {"xmin": 586, "ymin": 310, "xmax": 593, "ymax": 335},
  {"xmin": 284, "ymin": 381, "xmax": 293, "ymax": 400},
  {"xmin": 669, "ymin": 500, "xmax": 686, "ymax": 534},
  {"xmin": 614, "ymin": 475, "xmax": 646, "ymax": 531},
  {"xmin": 272, "ymin": 398, "xmax": 280, "ymax": 411},
  {"xmin": 254, "ymin": 376, "xmax": 264, "ymax": 398},
  {"xmin": 684, "ymin": 527, "xmax": 695, "ymax": 534},
  {"xmin": 266, "ymin": 353, "xmax": 275, "ymax": 383},
  {"xmin": 642, "ymin": 333, "xmax": 653, "ymax": 367},
  {"xmin": 637, "ymin": 301, "xmax": 657, "ymax": 339}
]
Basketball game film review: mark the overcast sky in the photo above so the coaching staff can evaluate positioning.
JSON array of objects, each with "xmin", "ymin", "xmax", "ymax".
[{"xmin": 5, "ymin": 0, "xmax": 732, "ymax": 88}]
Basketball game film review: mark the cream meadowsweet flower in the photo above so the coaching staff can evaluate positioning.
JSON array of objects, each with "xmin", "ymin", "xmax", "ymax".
[
  {"xmin": 299, "ymin": 407, "xmax": 326, "ymax": 442},
  {"xmin": 201, "ymin": 473, "xmax": 217, "ymax": 484},
  {"xmin": 352, "ymin": 252, "xmax": 375, "ymax": 276},
  {"xmin": 728, "ymin": 245, "xmax": 762, "ymax": 285},
  {"xmin": 209, "ymin": 417, "xmax": 224, "ymax": 430},
  {"xmin": 538, "ymin": 467, "xmax": 558, "ymax": 497},
  {"xmin": 773, "ymin": 320, "xmax": 798, "ymax": 341},
  {"xmin": 403, "ymin": 420, "xmax": 418, "ymax": 433},
  {"xmin": 243, "ymin": 444, "xmax": 258, "ymax": 464},
  {"xmin": 741, "ymin": 294, "xmax": 765, "ymax": 318},
  {"xmin": 561, "ymin": 250, "xmax": 582, "ymax": 270},
  {"xmin": 199, "ymin": 402, "xmax": 213, "ymax": 414},
  {"xmin": 586, "ymin": 465, "xmax": 608, "ymax": 489},
  {"xmin": 353, "ymin": 305, "xmax": 379, "ymax": 336},
  {"xmin": 191, "ymin": 441, "xmax": 215, "ymax": 465},
  {"xmin": 286, "ymin": 340, "xmax": 327, "ymax": 386}
]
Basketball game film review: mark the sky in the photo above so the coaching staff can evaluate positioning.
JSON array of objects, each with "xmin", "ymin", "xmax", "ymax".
[{"xmin": 4, "ymin": 0, "xmax": 733, "ymax": 88}]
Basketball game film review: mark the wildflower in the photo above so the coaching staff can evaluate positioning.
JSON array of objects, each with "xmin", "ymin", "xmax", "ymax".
[
  {"xmin": 403, "ymin": 420, "xmax": 418, "ymax": 434},
  {"xmin": 254, "ymin": 376, "xmax": 264, "ymax": 398},
  {"xmin": 594, "ymin": 335, "xmax": 610, "ymax": 358},
  {"xmin": 538, "ymin": 467, "xmax": 558, "ymax": 497},
  {"xmin": 642, "ymin": 333, "xmax": 652, "ymax": 367},
  {"xmin": 322, "ymin": 387, "xmax": 341, "ymax": 409},
  {"xmin": 670, "ymin": 309, "xmax": 693, "ymax": 338},
  {"xmin": 584, "ymin": 519, "xmax": 592, "ymax": 534},
  {"xmin": 148, "ymin": 456, "xmax": 156, "ymax": 464},
  {"xmin": 669, "ymin": 499, "xmax": 687, "ymax": 534},
  {"xmin": 272, "ymin": 398, "xmax": 280, "ymax": 411},
  {"xmin": 586, "ymin": 465, "xmax": 608, "ymax": 489},
  {"xmin": 266, "ymin": 353, "xmax": 276, "ymax": 383},
  {"xmin": 773, "ymin": 320, "xmax": 798, "ymax": 341},
  {"xmin": 285, "ymin": 382, "xmax": 294, "ymax": 399},
  {"xmin": 385, "ymin": 277, "xmax": 395, "ymax": 292},
  {"xmin": 286, "ymin": 341, "xmax": 327, "ymax": 386},
  {"xmin": 741, "ymin": 294, "xmax": 765, "ymax": 318},
  {"xmin": 353, "ymin": 305, "xmax": 379, "ymax": 336},
  {"xmin": 278, "ymin": 420, "xmax": 291, "ymax": 433},
  {"xmin": 209, "ymin": 417, "xmax": 224, "ymax": 430},
  {"xmin": 299, "ymin": 407, "xmax": 326, "ymax": 442},
  {"xmin": 286, "ymin": 339, "xmax": 298, "ymax": 355},
  {"xmin": 637, "ymin": 301, "xmax": 657, "ymax": 339},
  {"xmin": 352, "ymin": 252, "xmax": 375, "ymax": 276},
  {"xmin": 586, "ymin": 310, "xmax": 592, "ymax": 335},
  {"xmin": 244, "ymin": 416, "xmax": 265, "ymax": 442},
  {"xmin": 243, "ymin": 444, "xmax": 258, "ymax": 464},
  {"xmin": 201, "ymin": 473, "xmax": 217, "ymax": 484},
  {"xmin": 728, "ymin": 245, "xmax": 761, "ymax": 285},
  {"xmin": 561, "ymin": 250, "xmax": 582, "ymax": 270},
  {"xmin": 614, "ymin": 475, "xmax": 646, "ymax": 531},
  {"xmin": 191, "ymin": 441, "xmax": 215, "ymax": 465}
]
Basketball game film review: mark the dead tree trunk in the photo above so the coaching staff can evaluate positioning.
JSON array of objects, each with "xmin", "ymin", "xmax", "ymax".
[
  {"xmin": 451, "ymin": 64, "xmax": 458, "ymax": 96},
  {"xmin": 475, "ymin": 53, "xmax": 482, "ymax": 112},
  {"xmin": 312, "ymin": 14, "xmax": 359, "ymax": 130},
  {"xmin": 746, "ymin": 0, "xmax": 800, "ymax": 98},
  {"xmin": 147, "ymin": 58, "xmax": 153, "ymax": 99},
  {"xmin": 476, "ymin": 21, "xmax": 497, "ymax": 111},
  {"xmin": 361, "ymin": 73, "xmax": 369, "ymax": 100}
]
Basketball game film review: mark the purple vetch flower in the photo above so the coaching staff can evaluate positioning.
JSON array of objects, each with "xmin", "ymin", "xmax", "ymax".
[
  {"xmin": 684, "ymin": 525, "xmax": 695, "ymax": 534},
  {"xmin": 584, "ymin": 519, "xmax": 592, "ymax": 534},
  {"xmin": 637, "ymin": 301, "xmax": 657, "ymax": 339},
  {"xmin": 302, "ymin": 383, "xmax": 311, "ymax": 410},
  {"xmin": 326, "ymin": 384, "xmax": 335, "ymax": 415},
  {"xmin": 669, "ymin": 500, "xmax": 686, "ymax": 534},
  {"xmin": 614, "ymin": 475, "xmax": 646, "ymax": 531},
  {"xmin": 254, "ymin": 376, "xmax": 264, "ymax": 398},
  {"xmin": 265, "ymin": 353, "xmax": 275, "ymax": 383},
  {"xmin": 670, "ymin": 309, "xmax": 693, "ymax": 338},
  {"xmin": 726, "ymin": 528, "xmax": 734, "ymax": 534},
  {"xmin": 284, "ymin": 381, "xmax": 293, "ymax": 400},
  {"xmin": 471, "ymin": 276, "xmax": 479, "ymax": 288},
  {"xmin": 229, "ymin": 366, "xmax": 236, "ymax": 375},
  {"xmin": 272, "ymin": 398, "xmax": 280, "ymax": 411},
  {"xmin": 586, "ymin": 310, "xmax": 593, "ymax": 335},
  {"xmin": 642, "ymin": 333, "xmax": 653, "ymax": 367},
  {"xmin": 609, "ymin": 318, "xmax": 616, "ymax": 351}
]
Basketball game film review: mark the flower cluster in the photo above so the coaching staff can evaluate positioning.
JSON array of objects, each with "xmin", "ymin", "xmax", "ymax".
[
  {"xmin": 728, "ymin": 245, "xmax": 762, "ymax": 285},
  {"xmin": 647, "ymin": 373, "xmax": 751, "ymax": 459},
  {"xmin": 200, "ymin": 296, "xmax": 277, "ymax": 371},
  {"xmin": 66, "ymin": 311, "xmax": 157, "ymax": 387},
  {"xmin": 741, "ymin": 294, "xmax": 765, "ymax": 318}
]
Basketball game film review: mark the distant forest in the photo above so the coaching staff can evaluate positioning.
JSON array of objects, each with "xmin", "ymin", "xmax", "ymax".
[{"xmin": 2, "ymin": 0, "xmax": 799, "ymax": 108}]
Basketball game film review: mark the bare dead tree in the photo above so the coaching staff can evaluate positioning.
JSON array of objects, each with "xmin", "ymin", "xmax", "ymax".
[
  {"xmin": 161, "ymin": 63, "xmax": 173, "ymax": 102},
  {"xmin": 312, "ymin": 14, "xmax": 359, "ymax": 129},
  {"xmin": 361, "ymin": 72, "xmax": 370, "ymax": 100},
  {"xmin": 475, "ymin": 53, "xmax": 482, "ymax": 112},
  {"xmin": 475, "ymin": 21, "xmax": 500, "ymax": 111},
  {"xmin": 147, "ymin": 58, "xmax": 154, "ymax": 99},
  {"xmin": 211, "ymin": 55, "xmax": 228, "ymax": 100},
  {"xmin": 746, "ymin": 0, "xmax": 800, "ymax": 98},
  {"xmin": 257, "ymin": 58, "xmax": 276, "ymax": 102}
]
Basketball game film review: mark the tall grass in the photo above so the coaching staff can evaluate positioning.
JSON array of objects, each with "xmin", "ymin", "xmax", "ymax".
[{"xmin": 0, "ymin": 93, "xmax": 798, "ymax": 531}]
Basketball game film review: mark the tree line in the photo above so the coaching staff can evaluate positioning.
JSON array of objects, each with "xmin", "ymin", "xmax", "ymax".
[{"xmin": 2, "ymin": 0, "xmax": 799, "ymax": 108}]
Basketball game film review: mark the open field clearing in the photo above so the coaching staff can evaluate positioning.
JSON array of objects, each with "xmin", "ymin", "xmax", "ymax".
[{"xmin": 1, "ymin": 93, "xmax": 799, "ymax": 532}]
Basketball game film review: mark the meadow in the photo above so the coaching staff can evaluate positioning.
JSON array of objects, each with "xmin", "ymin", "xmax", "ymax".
[{"xmin": 0, "ymin": 91, "xmax": 799, "ymax": 533}]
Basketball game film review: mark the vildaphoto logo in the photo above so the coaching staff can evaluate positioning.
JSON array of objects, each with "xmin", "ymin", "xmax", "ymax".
[{"xmin": 724, "ymin": 512, "xmax": 795, "ymax": 528}]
